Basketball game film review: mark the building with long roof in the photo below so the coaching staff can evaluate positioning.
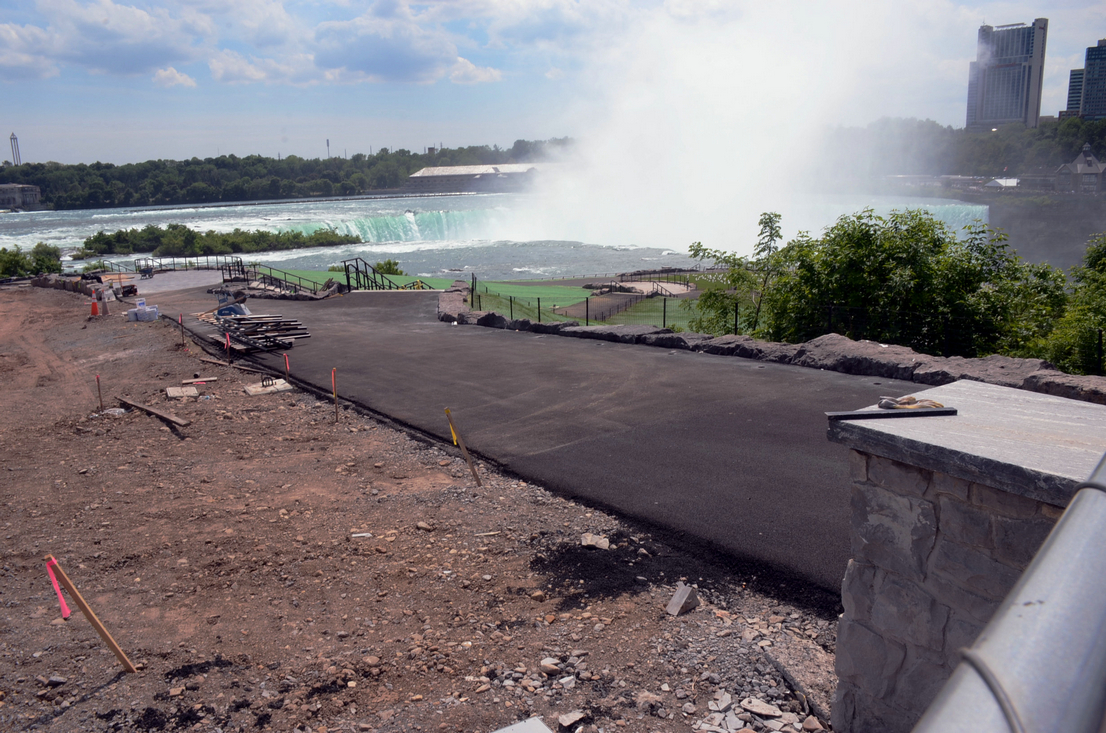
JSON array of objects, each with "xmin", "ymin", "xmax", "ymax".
[{"xmin": 403, "ymin": 164, "xmax": 540, "ymax": 193}]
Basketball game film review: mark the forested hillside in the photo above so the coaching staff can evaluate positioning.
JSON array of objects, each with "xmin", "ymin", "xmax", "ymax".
[{"xmin": 0, "ymin": 138, "xmax": 571, "ymax": 210}]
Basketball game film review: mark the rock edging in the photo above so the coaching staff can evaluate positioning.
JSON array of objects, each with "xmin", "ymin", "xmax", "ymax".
[{"xmin": 438, "ymin": 284, "xmax": 1106, "ymax": 405}]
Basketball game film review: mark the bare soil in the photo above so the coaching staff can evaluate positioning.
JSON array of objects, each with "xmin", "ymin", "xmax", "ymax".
[{"xmin": 0, "ymin": 285, "xmax": 837, "ymax": 733}]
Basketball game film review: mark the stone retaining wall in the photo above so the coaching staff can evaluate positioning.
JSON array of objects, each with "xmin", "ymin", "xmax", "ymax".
[
  {"xmin": 832, "ymin": 451, "xmax": 1059, "ymax": 732},
  {"xmin": 826, "ymin": 380, "xmax": 1106, "ymax": 732}
]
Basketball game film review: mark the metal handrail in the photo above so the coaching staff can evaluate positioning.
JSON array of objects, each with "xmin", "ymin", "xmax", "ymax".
[
  {"xmin": 912, "ymin": 451, "xmax": 1106, "ymax": 732},
  {"xmin": 340, "ymin": 258, "xmax": 404, "ymax": 291},
  {"xmin": 134, "ymin": 255, "xmax": 244, "ymax": 272}
]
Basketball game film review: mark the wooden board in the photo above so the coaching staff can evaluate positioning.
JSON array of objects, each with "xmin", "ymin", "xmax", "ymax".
[
  {"xmin": 116, "ymin": 396, "xmax": 191, "ymax": 427},
  {"xmin": 166, "ymin": 386, "xmax": 199, "ymax": 398}
]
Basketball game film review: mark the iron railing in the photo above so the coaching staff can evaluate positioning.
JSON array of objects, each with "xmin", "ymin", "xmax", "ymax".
[
  {"xmin": 912, "ymin": 451, "xmax": 1106, "ymax": 733},
  {"xmin": 134, "ymin": 254, "xmax": 244, "ymax": 273},
  {"xmin": 341, "ymin": 257, "xmax": 405, "ymax": 291}
]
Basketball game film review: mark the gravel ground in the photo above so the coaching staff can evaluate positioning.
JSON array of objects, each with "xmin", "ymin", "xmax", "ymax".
[{"xmin": 0, "ymin": 284, "xmax": 837, "ymax": 732}]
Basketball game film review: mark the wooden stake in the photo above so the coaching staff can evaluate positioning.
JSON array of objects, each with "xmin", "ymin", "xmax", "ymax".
[
  {"xmin": 179, "ymin": 314, "xmax": 185, "ymax": 347},
  {"xmin": 445, "ymin": 408, "xmax": 482, "ymax": 486},
  {"xmin": 332, "ymin": 368, "xmax": 338, "ymax": 423},
  {"xmin": 96, "ymin": 375, "xmax": 104, "ymax": 412},
  {"xmin": 44, "ymin": 555, "xmax": 137, "ymax": 673},
  {"xmin": 116, "ymin": 396, "xmax": 191, "ymax": 427}
]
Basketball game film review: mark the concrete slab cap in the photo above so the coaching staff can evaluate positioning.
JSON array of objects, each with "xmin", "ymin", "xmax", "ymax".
[
  {"xmin": 490, "ymin": 717, "xmax": 554, "ymax": 733},
  {"xmin": 827, "ymin": 380, "xmax": 1106, "ymax": 506}
]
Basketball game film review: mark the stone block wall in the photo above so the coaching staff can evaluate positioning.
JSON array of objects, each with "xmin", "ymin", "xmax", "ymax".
[{"xmin": 833, "ymin": 450, "xmax": 1061, "ymax": 733}]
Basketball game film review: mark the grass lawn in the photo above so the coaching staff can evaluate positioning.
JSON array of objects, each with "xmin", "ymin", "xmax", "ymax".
[
  {"xmin": 603, "ymin": 296, "xmax": 700, "ymax": 331},
  {"xmin": 475, "ymin": 282, "xmax": 593, "ymax": 305}
]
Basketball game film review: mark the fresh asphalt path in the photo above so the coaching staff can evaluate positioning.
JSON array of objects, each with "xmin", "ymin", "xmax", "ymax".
[{"xmin": 214, "ymin": 290, "xmax": 916, "ymax": 593}]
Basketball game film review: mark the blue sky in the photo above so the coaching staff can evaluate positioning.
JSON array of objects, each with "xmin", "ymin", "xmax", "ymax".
[{"xmin": 2, "ymin": 0, "xmax": 1104, "ymax": 165}]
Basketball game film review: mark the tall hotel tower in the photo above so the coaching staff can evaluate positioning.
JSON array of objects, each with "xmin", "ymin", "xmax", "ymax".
[{"xmin": 966, "ymin": 18, "xmax": 1048, "ymax": 130}]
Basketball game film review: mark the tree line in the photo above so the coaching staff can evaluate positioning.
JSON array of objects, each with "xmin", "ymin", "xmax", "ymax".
[
  {"xmin": 73, "ymin": 224, "xmax": 360, "ymax": 259},
  {"xmin": 0, "ymin": 138, "xmax": 571, "ymax": 210},
  {"xmin": 817, "ymin": 116, "xmax": 1106, "ymax": 179},
  {"xmin": 686, "ymin": 211, "xmax": 1105, "ymax": 375}
]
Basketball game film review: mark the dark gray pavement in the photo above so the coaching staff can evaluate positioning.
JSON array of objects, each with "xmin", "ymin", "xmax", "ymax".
[{"xmin": 166, "ymin": 288, "xmax": 916, "ymax": 594}]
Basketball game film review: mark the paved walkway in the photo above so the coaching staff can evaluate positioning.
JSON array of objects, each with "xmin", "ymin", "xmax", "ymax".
[{"xmin": 160, "ymin": 287, "xmax": 914, "ymax": 594}]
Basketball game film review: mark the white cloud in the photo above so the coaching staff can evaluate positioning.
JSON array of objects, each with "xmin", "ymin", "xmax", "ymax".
[
  {"xmin": 208, "ymin": 49, "xmax": 318, "ymax": 85},
  {"xmin": 152, "ymin": 66, "xmax": 196, "ymax": 87},
  {"xmin": 545, "ymin": 66, "xmax": 564, "ymax": 80},
  {"xmin": 0, "ymin": 22, "xmax": 59, "ymax": 79},
  {"xmin": 449, "ymin": 57, "xmax": 501, "ymax": 84},
  {"xmin": 313, "ymin": 5, "xmax": 459, "ymax": 84}
]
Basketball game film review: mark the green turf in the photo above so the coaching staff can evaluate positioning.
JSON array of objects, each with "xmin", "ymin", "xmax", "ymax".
[
  {"xmin": 476, "ymin": 282, "xmax": 593, "ymax": 305},
  {"xmin": 602, "ymin": 296, "xmax": 700, "ymax": 331}
]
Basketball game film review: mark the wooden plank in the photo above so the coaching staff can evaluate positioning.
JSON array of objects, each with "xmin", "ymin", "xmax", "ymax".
[
  {"xmin": 44, "ymin": 556, "xmax": 137, "ymax": 673},
  {"xmin": 116, "ymin": 396, "xmax": 191, "ymax": 427},
  {"xmin": 825, "ymin": 407, "xmax": 958, "ymax": 421},
  {"xmin": 198, "ymin": 357, "xmax": 270, "ymax": 374}
]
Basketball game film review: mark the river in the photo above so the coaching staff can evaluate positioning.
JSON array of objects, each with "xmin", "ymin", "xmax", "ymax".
[{"xmin": 0, "ymin": 192, "xmax": 987, "ymax": 281}]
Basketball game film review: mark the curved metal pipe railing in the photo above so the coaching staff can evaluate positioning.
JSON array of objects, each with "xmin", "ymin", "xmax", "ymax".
[{"xmin": 912, "ymin": 451, "xmax": 1106, "ymax": 733}]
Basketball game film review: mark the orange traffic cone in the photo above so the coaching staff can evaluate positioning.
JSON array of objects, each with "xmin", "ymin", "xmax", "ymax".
[{"xmin": 90, "ymin": 300, "xmax": 99, "ymax": 317}]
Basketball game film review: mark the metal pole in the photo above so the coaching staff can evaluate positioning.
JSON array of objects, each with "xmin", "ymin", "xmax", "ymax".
[
  {"xmin": 663, "ymin": 298, "xmax": 667, "ymax": 329},
  {"xmin": 510, "ymin": 296, "xmax": 514, "ymax": 320},
  {"xmin": 586, "ymin": 297, "xmax": 589, "ymax": 326},
  {"xmin": 734, "ymin": 300, "xmax": 739, "ymax": 335},
  {"xmin": 537, "ymin": 297, "xmax": 541, "ymax": 323},
  {"xmin": 1098, "ymin": 328, "xmax": 1103, "ymax": 377}
]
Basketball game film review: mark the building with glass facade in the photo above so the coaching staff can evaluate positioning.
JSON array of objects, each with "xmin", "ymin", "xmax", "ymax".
[
  {"xmin": 966, "ymin": 19, "xmax": 1048, "ymax": 130},
  {"xmin": 1083, "ymin": 40, "xmax": 1106, "ymax": 121}
]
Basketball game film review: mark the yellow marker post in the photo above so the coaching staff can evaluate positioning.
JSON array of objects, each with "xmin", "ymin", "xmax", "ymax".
[{"xmin": 445, "ymin": 408, "xmax": 481, "ymax": 487}]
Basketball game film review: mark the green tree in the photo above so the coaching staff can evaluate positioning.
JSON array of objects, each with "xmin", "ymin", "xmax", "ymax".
[
  {"xmin": 760, "ymin": 209, "xmax": 1066, "ymax": 357},
  {"xmin": 1039, "ymin": 234, "xmax": 1106, "ymax": 374},
  {"xmin": 373, "ymin": 259, "xmax": 406, "ymax": 276}
]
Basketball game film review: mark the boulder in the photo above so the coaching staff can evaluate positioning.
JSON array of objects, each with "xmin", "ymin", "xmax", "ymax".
[
  {"xmin": 560, "ymin": 324, "xmax": 670, "ymax": 344},
  {"xmin": 912, "ymin": 354, "xmax": 1055, "ymax": 388},
  {"xmin": 1021, "ymin": 370, "xmax": 1106, "ymax": 406},
  {"xmin": 456, "ymin": 310, "xmax": 490, "ymax": 325},
  {"xmin": 638, "ymin": 331, "xmax": 714, "ymax": 350},
  {"xmin": 476, "ymin": 311, "xmax": 510, "ymax": 329},
  {"xmin": 528, "ymin": 320, "xmax": 580, "ymax": 334},
  {"xmin": 437, "ymin": 291, "xmax": 468, "ymax": 323},
  {"xmin": 790, "ymin": 333, "xmax": 933, "ymax": 381},
  {"xmin": 508, "ymin": 318, "xmax": 533, "ymax": 331}
]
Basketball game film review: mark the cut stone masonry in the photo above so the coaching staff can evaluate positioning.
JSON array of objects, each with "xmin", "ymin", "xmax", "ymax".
[{"xmin": 828, "ymin": 380, "xmax": 1106, "ymax": 732}]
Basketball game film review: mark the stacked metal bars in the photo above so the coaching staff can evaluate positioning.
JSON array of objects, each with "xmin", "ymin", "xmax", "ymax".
[{"xmin": 197, "ymin": 313, "xmax": 311, "ymax": 353}]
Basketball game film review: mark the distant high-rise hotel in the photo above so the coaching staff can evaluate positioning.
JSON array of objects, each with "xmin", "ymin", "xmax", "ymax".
[
  {"xmin": 966, "ymin": 18, "xmax": 1048, "ymax": 130},
  {"xmin": 1062, "ymin": 40, "xmax": 1106, "ymax": 121}
]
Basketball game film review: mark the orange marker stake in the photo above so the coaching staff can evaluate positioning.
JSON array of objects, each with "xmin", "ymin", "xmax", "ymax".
[
  {"xmin": 445, "ymin": 408, "xmax": 482, "ymax": 487},
  {"xmin": 44, "ymin": 555, "xmax": 137, "ymax": 673},
  {"xmin": 332, "ymin": 367, "xmax": 338, "ymax": 423},
  {"xmin": 283, "ymin": 353, "xmax": 290, "ymax": 382}
]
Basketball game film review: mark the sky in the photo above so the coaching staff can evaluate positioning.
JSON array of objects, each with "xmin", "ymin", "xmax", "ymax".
[{"xmin": 1, "ymin": 0, "xmax": 1104, "ymax": 166}]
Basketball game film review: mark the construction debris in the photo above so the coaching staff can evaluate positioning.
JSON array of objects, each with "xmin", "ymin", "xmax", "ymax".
[
  {"xmin": 197, "ymin": 312, "xmax": 311, "ymax": 353},
  {"xmin": 244, "ymin": 378, "xmax": 292, "ymax": 396},
  {"xmin": 165, "ymin": 386, "xmax": 199, "ymax": 399},
  {"xmin": 666, "ymin": 581, "xmax": 700, "ymax": 616}
]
